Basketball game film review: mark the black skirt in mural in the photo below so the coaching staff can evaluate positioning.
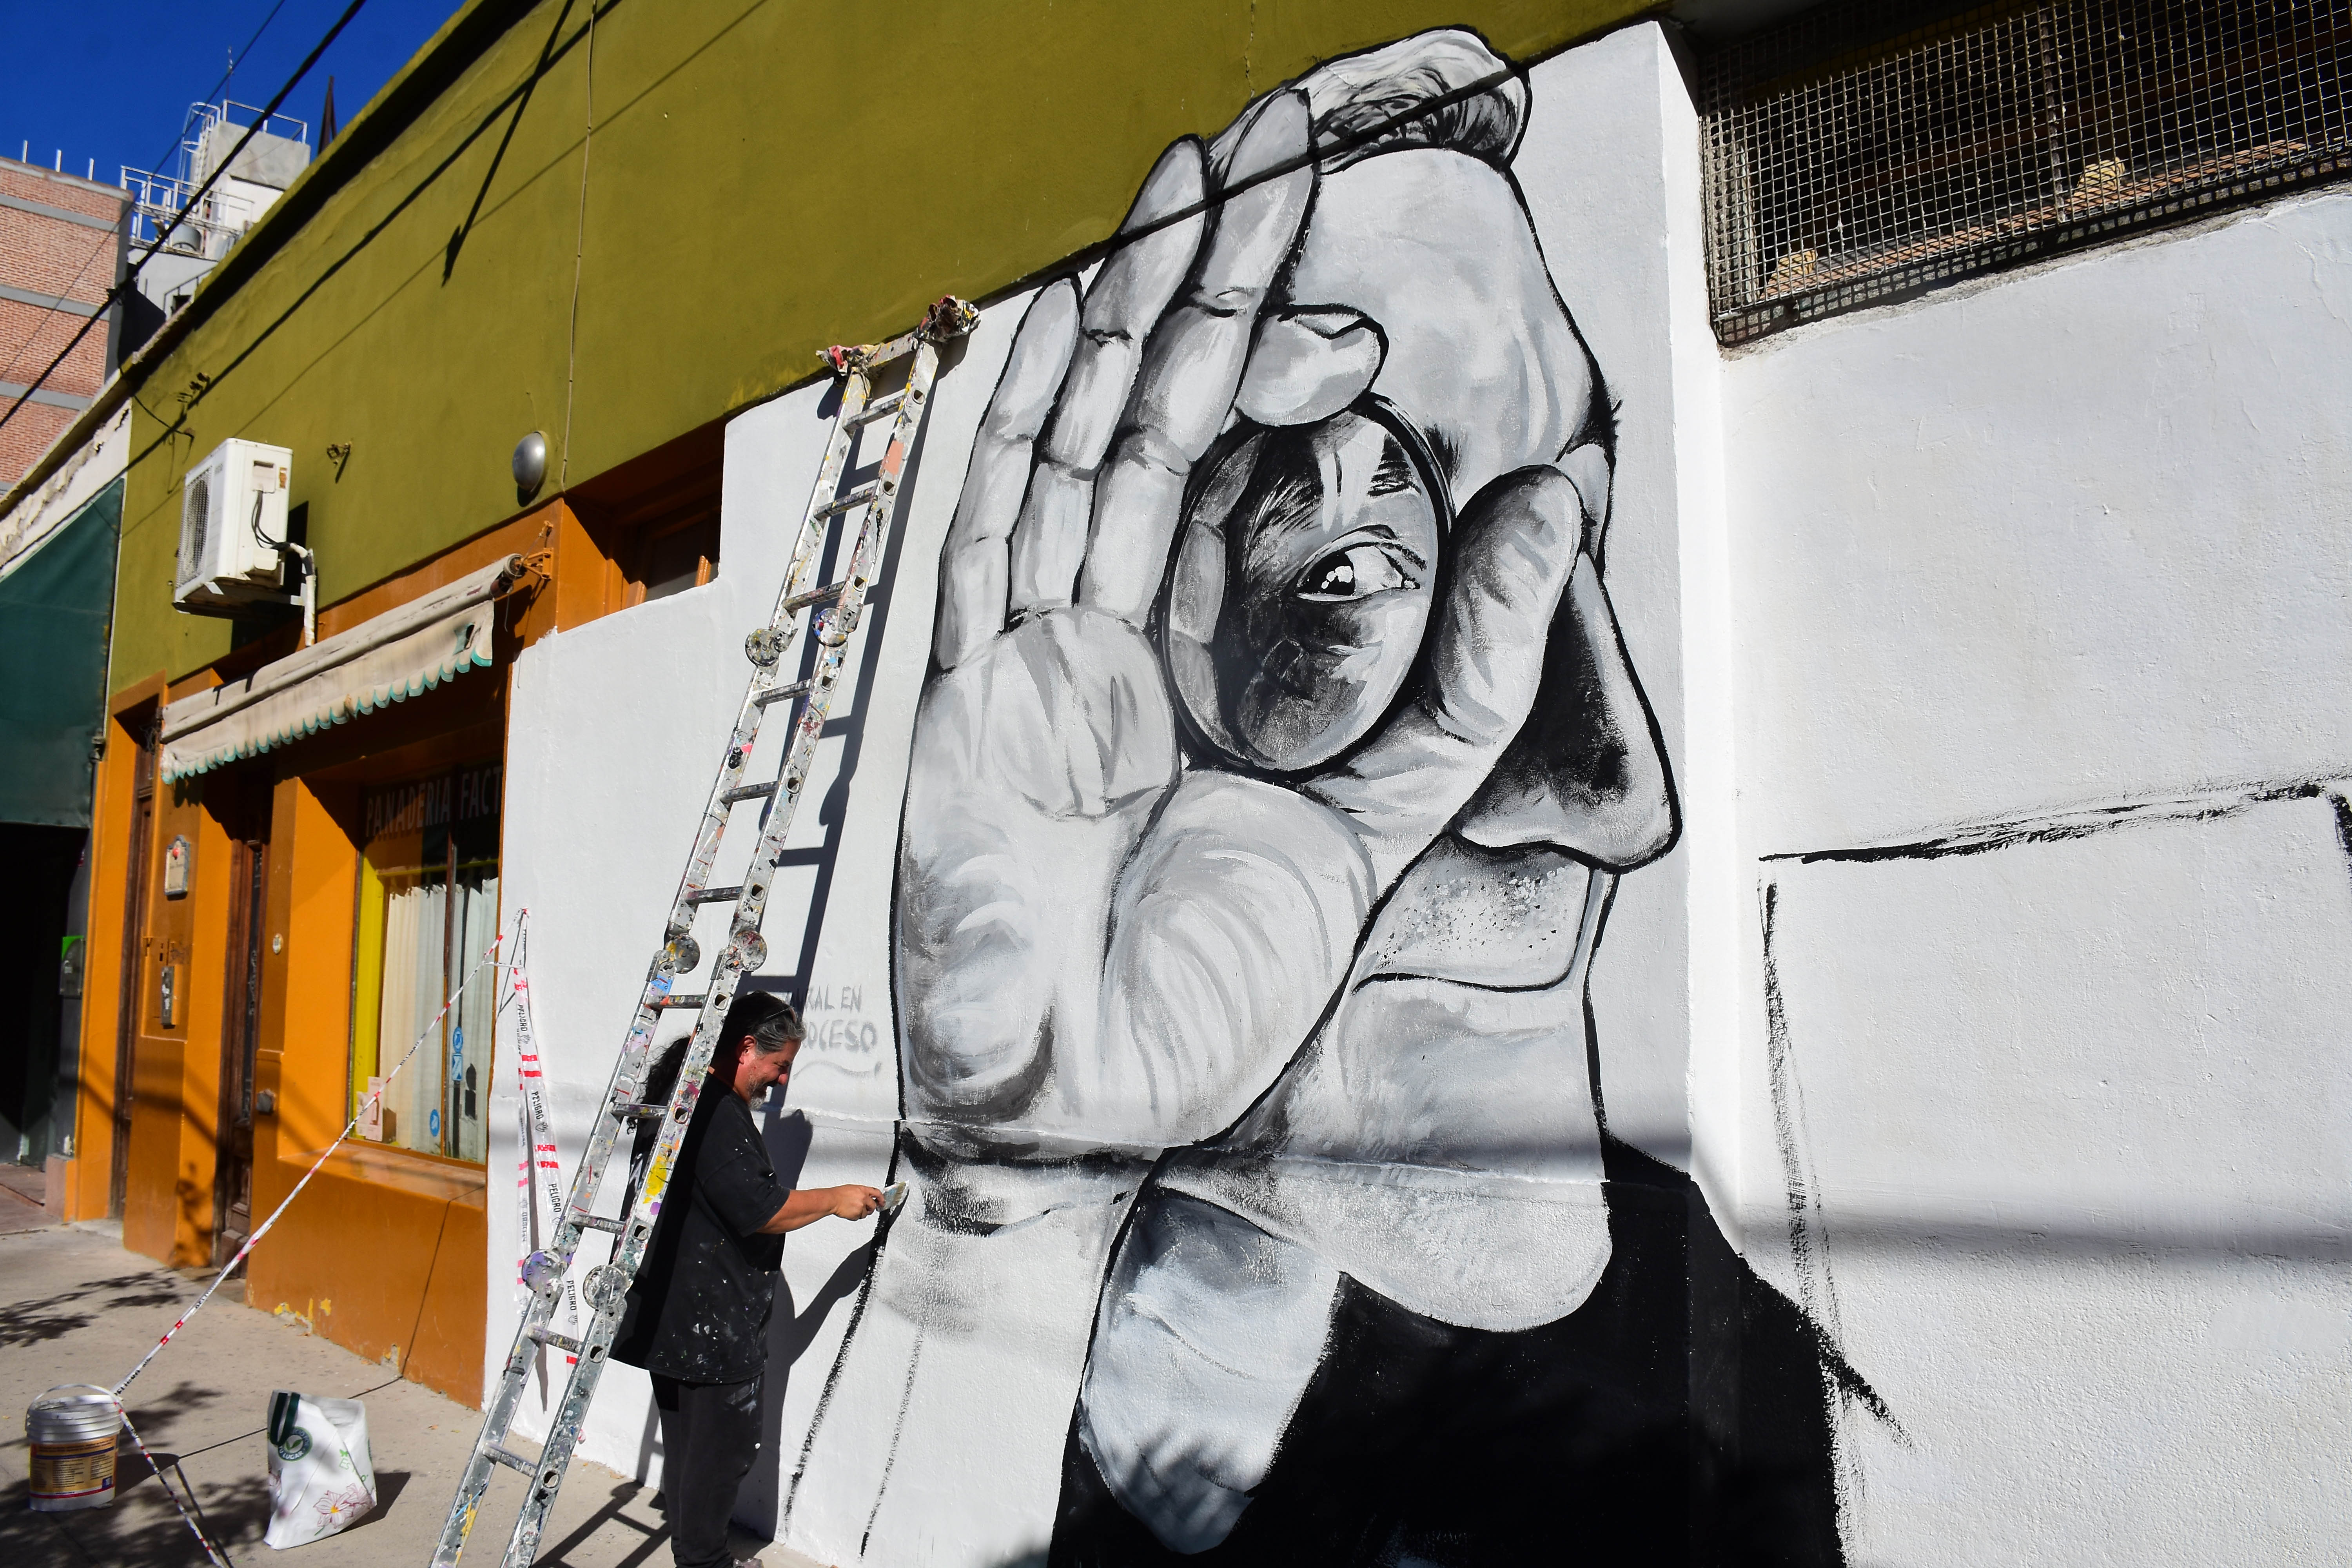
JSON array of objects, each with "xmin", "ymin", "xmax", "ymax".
[{"xmin": 1051, "ymin": 1139, "xmax": 1855, "ymax": 1568}]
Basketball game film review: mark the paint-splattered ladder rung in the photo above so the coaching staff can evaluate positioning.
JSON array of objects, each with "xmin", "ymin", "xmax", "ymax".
[
  {"xmin": 850, "ymin": 388, "xmax": 910, "ymax": 427},
  {"xmin": 482, "ymin": 1444, "xmax": 538, "ymax": 1476},
  {"xmin": 529, "ymin": 1326, "xmax": 584, "ymax": 1356},
  {"xmin": 650, "ymin": 993, "xmax": 706, "ymax": 1012},
  {"xmin": 813, "ymin": 483, "xmax": 882, "ymax": 521},
  {"xmin": 573, "ymin": 1214, "xmax": 625, "ymax": 1235},
  {"xmin": 753, "ymin": 679, "xmax": 813, "ymax": 708},
  {"xmin": 782, "ymin": 578, "xmax": 856, "ymax": 612},
  {"xmin": 720, "ymin": 782, "xmax": 778, "ymax": 805},
  {"xmin": 683, "ymin": 886, "xmax": 743, "ymax": 906}
]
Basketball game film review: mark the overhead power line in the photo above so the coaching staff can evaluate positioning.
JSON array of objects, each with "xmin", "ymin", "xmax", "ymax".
[
  {"xmin": 0, "ymin": 0, "xmax": 370, "ymax": 440},
  {"xmin": 0, "ymin": 0, "xmax": 304, "ymax": 394}
]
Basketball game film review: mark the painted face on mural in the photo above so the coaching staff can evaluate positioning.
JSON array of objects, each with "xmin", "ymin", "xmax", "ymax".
[
  {"xmin": 1163, "ymin": 404, "xmax": 1446, "ymax": 773},
  {"xmin": 1049, "ymin": 58, "xmax": 1679, "ymax": 1547},
  {"xmin": 895, "ymin": 74, "xmax": 1671, "ymax": 1145},
  {"xmin": 819, "ymin": 27, "xmax": 1680, "ymax": 1561}
]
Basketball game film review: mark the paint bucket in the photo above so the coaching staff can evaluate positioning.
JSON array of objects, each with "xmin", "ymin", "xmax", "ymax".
[{"xmin": 25, "ymin": 1386, "xmax": 122, "ymax": 1511}]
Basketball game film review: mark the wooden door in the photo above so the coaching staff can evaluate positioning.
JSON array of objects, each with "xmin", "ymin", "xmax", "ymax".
[{"xmin": 213, "ymin": 830, "xmax": 267, "ymax": 1266}]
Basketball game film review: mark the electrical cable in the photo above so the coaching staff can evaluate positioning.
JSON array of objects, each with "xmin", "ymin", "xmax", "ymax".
[
  {"xmin": 42, "ymin": 2, "xmax": 1517, "ymax": 517},
  {"xmin": 0, "ymin": 0, "xmax": 370, "ymax": 439},
  {"xmin": 103, "ymin": 0, "xmax": 617, "ymax": 500},
  {"xmin": 122, "ymin": 0, "xmax": 302, "ymax": 264},
  {"xmin": 558, "ymin": 0, "xmax": 597, "ymax": 490},
  {"xmin": 0, "ymin": 224, "xmax": 116, "ymax": 394},
  {"xmin": 109, "ymin": 911, "xmax": 515, "ymax": 1402},
  {"xmin": 40, "ymin": 917, "xmax": 515, "ymax": 1563},
  {"xmin": 211, "ymin": 0, "xmax": 297, "ymax": 114}
]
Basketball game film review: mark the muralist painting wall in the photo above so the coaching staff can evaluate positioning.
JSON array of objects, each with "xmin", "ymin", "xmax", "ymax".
[{"xmin": 494, "ymin": 21, "xmax": 2351, "ymax": 1567}]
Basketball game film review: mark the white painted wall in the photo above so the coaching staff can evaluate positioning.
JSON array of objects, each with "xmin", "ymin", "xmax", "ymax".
[
  {"xmin": 491, "ymin": 21, "xmax": 2352, "ymax": 1564},
  {"xmin": 1719, "ymin": 184, "xmax": 2352, "ymax": 1563},
  {"xmin": 1724, "ymin": 189, "xmax": 2352, "ymax": 855},
  {"xmin": 1518, "ymin": 22, "xmax": 1706, "ymax": 1172},
  {"xmin": 493, "ymin": 301, "xmax": 1018, "ymax": 1496}
]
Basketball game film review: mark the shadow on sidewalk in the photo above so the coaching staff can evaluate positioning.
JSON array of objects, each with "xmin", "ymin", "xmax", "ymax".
[
  {"xmin": 537, "ymin": 1478, "xmax": 673, "ymax": 1567},
  {"xmin": 1, "ymin": 1271, "xmax": 181, "ymax": 1349}
]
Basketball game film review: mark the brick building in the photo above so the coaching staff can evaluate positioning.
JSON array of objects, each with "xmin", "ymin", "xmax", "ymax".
[{"xmin": 0, "ymin": 156, "xmax": 125, "ymax": 488}]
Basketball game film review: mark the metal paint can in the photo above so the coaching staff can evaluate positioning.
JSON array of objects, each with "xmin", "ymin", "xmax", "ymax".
[{"xmin": 26, "ymin": 1387, "xmax": 122, "ymax": 1511}]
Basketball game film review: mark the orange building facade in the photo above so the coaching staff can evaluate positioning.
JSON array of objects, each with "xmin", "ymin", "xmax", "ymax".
[{"xmin": 66, "ymin": 434, "xmax": 720, "ymax": 1401}]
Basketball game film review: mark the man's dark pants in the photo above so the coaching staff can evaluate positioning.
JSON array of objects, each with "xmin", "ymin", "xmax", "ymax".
[{"xmin": 653, "ymin": 1373, "xmax": 763, "ymax": 1568}]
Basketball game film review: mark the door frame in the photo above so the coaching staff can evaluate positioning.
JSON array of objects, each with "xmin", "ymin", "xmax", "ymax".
[{"xmin": 108, "ymin": 709, "xmax": 157, "ymax": 1220}]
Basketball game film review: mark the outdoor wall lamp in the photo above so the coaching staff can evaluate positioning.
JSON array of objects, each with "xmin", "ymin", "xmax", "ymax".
[{"xmin": 512, "ymin": 430, "xmax": 548, "ymax": 498}]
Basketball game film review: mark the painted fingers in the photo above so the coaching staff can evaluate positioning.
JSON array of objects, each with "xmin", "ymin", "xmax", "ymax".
[
  {"xmin": 944, "ymin": 94, "xmax": 1313, "ymax": 658},
  {"xmin": 935, "ymin": 280, "xmax": 1078, "ymax": 669},
  {"xmin": 1306, "ymin": 466, "xmax": 1590, "ymax": 880},
  {"xmin": 1079, "ymin": 91, "xmax": 1316, "ymax": 621},
  {"xmin": 1007, "ymin": 140, "xmax": 1207, "ymax": 615}
]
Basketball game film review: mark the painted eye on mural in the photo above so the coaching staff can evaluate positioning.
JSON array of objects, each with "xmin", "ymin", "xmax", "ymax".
[
  {"xmin": 1160, "ymin": 402, "xmax": 1449, "ymax": 774},
  {"xmin": 1296, "ymin": 541, "xmax": 1420, "ymax": 601}
]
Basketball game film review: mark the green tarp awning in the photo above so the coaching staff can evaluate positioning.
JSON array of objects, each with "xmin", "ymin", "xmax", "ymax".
[{"xmin": 0, "ymin": 477, "xmax": 120, "ymax": 827}]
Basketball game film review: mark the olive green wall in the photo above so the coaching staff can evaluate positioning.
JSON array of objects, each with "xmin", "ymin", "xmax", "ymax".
[{"xmin": 116, "ymin": 0, "xmax": 1656, "ymax": 686}]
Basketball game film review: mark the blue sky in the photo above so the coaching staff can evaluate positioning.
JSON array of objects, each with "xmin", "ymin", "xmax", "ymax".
[{"xmin": 1, "ymin": 0, "xmax": 461, "ymax": 187}]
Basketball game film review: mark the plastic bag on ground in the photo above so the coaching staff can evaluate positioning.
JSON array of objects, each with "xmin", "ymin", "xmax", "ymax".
[{"xmin": 263, "ymin": 1391, "xmax": 377, "ymax": 1548}]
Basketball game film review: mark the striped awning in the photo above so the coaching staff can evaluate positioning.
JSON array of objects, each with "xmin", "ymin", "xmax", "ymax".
[{"xmin": 160, "ymin": 555, "xmax": 523, "ymax": 781}]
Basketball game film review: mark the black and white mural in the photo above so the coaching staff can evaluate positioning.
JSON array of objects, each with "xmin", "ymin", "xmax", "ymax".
[
  {"xmin": 494, "ymin": 17, "xmax": 2352, "ymax": 1564},
  {"xmin": 778, "ymin": 29, "xmax": 1877, "ymax": 1567}
]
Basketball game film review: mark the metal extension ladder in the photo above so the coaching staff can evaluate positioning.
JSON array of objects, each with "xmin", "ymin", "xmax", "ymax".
[{"xmin": 432, "ymin": 296, "xmax": 978, "ymax": 1567}]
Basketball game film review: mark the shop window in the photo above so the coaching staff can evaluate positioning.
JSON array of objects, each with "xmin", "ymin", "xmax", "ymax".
[
  {"xmin": 350, "ymin": 762, "xmax": 501, "ymax": 1162},
  {"xmin": 1699, "ymin": 0, "xmax": 2352, "ymax": 343}
]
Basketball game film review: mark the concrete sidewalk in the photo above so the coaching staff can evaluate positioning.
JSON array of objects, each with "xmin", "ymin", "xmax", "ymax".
[
  {"xmin": 0, "ymin": 1163, "xmax": 54, "ymax": 1234},
  {"xmin": 2, "ymin": 1221, "xmax": 823, "ymax": 1567}
]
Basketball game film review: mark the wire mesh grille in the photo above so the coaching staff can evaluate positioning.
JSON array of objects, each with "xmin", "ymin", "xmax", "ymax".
[{"xmin": 1699, "ymin": 0, "xmax": 2352, "ymax": 343}]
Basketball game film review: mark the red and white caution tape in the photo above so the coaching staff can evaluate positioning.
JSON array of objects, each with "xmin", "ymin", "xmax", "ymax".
[
  {"xmin": 82, "ymin": 911, "xmax": 523, "ymax": 1566},
  {"xmin": 507, "ymin": 914, "xmax": 581, "ymax": 1365},
  {"xmin": 113, "ymin": 914, "xmax": 515, "ymax": 1399}
]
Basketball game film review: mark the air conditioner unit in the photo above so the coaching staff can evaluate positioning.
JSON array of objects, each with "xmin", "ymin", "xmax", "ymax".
[{"xmin": 175, "ymin": 439, "xmax": 292, "ymax": 613}]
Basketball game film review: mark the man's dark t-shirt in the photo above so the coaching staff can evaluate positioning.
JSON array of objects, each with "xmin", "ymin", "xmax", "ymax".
[{"xmin": 611, "ymin": 1075, "xmax": 791, "ymax": 1383}]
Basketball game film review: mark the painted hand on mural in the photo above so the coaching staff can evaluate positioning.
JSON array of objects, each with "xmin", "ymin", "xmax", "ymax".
[
  {"xmin": 902, "ymin": 91, "xmax": 1359, "ymax": 1159},
  {"xmin": 877, "ymin": 29, "xmax": 1682, "ymax": 1557},
  {"xmin": 900, "ymin": 47, "xmax": 1671, "ymax": 1170}
]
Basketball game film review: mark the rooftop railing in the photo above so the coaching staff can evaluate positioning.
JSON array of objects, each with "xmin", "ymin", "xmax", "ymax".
[{"xmin": 118, "ymin": 101, "xmax": 311, "ymax": 259}]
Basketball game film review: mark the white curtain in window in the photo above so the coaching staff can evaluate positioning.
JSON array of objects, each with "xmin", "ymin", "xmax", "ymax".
[
  {"xmin": 371, "ymin": 869, "xmax": 499, "ymax": 1160},
  {"xmin": 452, "ymin": 874, "xmax": 499, "ymax": 1163},
  {"xmin": 378, "ymin": 880, "xmax": 424, "ymax": 1151},
  {"xmin": 385, "ymin": 880, "xmax": 450, "ymax": 1155}
]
